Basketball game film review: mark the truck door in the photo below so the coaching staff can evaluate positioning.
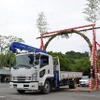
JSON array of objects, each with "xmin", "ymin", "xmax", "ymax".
[{"xmin": 39, "ymin": 55, "xmax": 49, "ymax": 79}]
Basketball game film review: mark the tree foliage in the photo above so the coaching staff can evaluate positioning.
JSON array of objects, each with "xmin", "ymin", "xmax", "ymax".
[
  {"xmin": 48, "ymin": 51, "xmax": 70, "ymax": 71},
  {"xmin": 65, "ymin": 51, "xmax": 90, "ymax": 74},
  {"xmin": 0, "ymin": 52, "xmax": 15, "ymax": 68},
  {"xmin": 36, "ymin": 11, "xmax": 48, "ymax": 33},
  {"xmin": 97, "ymin": 49, "xmax": 100, "ymax": 63},
  {"xmin": 65, "ymin": 51, "xmax": 89, "ymax": 59},
  {"xmin": 0, "ymin": 35, "xmax": 24, "ymax": 54},
  {"xmin": 83, "ymin": 0, "xmax": 100, "ymax": 23},
  {"xmin": 0, "ymin": 35, "xmax": 24, "ymax": 68}
]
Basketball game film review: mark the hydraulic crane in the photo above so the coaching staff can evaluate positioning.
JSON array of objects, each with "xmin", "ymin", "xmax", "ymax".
[{"xmin": 10, "ymin": 42, "xmax": 46, "ymax": 53}]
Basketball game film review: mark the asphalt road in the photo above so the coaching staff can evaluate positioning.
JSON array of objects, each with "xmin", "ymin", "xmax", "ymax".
[{"xmin": 0, "ymin": 83, "xmax": 100, "ymax": 100}]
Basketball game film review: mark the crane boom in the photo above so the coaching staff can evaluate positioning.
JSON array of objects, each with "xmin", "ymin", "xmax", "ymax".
[{"xmin": 10, "ymin": 42, "xmax": 46, "ymax": 53}]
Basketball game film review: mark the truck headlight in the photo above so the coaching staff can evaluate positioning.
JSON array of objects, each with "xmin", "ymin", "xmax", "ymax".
[
  {"xmin": 12, "ymin": 76, "xmax": 17, "ymax": 80},
  {"xmin": 26, "ymin": 76, "xmax": 31, "ymax": 80}
]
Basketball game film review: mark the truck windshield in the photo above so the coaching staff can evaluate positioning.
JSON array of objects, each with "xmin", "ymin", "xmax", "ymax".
[{"xmin": 14, "ymin": 54, "xmax": 39, "ymax": 68}]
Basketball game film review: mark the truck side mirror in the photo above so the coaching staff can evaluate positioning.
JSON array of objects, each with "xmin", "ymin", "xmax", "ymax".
[
  {"xmin": 28, "ymin": 54, "xmax": 34, "ymax": 65},
  {"xmin": 36, "ymin": 54, "xmax": 40, "ymax": 60},
  {"xmin": 35, "ymin": 60, "xmax": 39, "ymax": 65},
  {"xmin": 29, "ymin": 60, "xmax": 33, "ymax": 65}
]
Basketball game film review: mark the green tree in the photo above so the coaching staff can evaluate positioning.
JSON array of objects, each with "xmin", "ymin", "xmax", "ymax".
[
  {"xmin": 0, "ymin": 35, "xmax": 7, "ymax": 54},
  {"xmin": 0, "ymin": 52, "xmax": 15, "ymax": 68},
  {"xmin": 0, "ymin": 35, "xmax": 24, "ymax": 54},
  {"xmin": 83, "ymin": 0, "xmax": 100, "ymax": 24},
  {"xmin": 36, "ymin": 11, "xmax": 48, "ymax": 33},
  {"xmin": 97, "ymin": 49, "xmax": 100, "ymax": 63},
  {"xmin": 0, "ymin": 35, "xmax": 24, "ymax": 68},
  {"xmin": 65, "ymin": 51, "xmax": 90, "ymax": 74},
  {"xmin": 65, "ymin": 51, "xmax": 88, "ymax": 59},
  {"xmin": 47, "ymin": 51, "xmax": 70, "ymax": 71}
]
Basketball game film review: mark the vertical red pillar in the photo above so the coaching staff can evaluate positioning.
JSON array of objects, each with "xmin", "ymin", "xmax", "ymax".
[
  {"xmin": 89, "ymin": 68, "xmax": 93, "ymax": 90},
  {"xmin": 92, "ymin": 25, "xmax": 99, "ymax": 90},
  {"xmin": 89, "ymin": 43, "xmax": 94, "ymax": 90},
  {"xmin": 94, "ymin": 54, "xmax": 99, "ymax": 90},
  {"xmin": 40, "ymin": 34, "xmax": 44, "ymax": 50}
]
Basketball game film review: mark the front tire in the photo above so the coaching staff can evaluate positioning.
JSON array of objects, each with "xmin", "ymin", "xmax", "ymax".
[
  {"xmin": 42, "ymin": 80, "xmax": 51, "ymax": 94},
  {"xmin": 17, "ymin": 90, "xmax": 25, "ymax": 94}
]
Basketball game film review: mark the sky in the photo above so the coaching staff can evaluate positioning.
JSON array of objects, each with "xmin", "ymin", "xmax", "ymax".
[{"xmin": 0, "ymin": 0, "xmax": 100, "ymax": 54}]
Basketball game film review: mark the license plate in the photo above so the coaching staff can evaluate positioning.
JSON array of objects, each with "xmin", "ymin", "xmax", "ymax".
[{"xmin": 17, "ymin": 84, "xmax": 23, "ymax": 88}]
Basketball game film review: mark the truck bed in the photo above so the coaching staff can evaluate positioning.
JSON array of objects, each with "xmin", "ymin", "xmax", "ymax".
[{"xmin": 60, "ymin": 71, "xmax": 82, "ymax": 80}]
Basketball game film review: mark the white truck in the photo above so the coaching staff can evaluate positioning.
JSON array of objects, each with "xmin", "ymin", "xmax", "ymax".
[{"xmin": 9, "ymin": 42, "xmax": 82, "ymax": 94}]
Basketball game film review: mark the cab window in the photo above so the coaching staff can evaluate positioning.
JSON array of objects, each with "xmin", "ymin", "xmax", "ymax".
[{"xmin": 40, "ymin": 55, "xmax": 49, "ymax": 68}]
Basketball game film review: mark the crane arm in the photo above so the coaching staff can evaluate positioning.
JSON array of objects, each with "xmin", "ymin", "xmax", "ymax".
[{"xmin": 10, "ymin": 42, "xmax": 46, "ymax": 53}]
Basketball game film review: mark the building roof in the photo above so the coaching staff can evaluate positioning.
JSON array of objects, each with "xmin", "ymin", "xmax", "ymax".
[{"xmin": 0, "ymin": 69, "xmax": 11, "ymax": 75}]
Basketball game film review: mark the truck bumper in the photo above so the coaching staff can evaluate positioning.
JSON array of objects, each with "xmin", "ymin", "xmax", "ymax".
[{"xmin": 9, "ymin": 82, "xmax": 39, "ymax": 91}]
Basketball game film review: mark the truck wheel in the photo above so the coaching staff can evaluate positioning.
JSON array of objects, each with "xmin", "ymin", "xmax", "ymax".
[
  {"xmin": 69, "ymin": 80, "xmax": 76, "ymax": 89},
  {"xmin": 42, "ymin": 80, "xmax": 51, "ymax": 94},
  {"xmin": 17, "ymin": 90, "xmax": 25, "ymax": 94},
  {"xmin": 69, "ymin": 84, "xmax": 75, "ymax": 89}
]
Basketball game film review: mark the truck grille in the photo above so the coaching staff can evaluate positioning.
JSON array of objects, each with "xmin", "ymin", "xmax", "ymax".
[{"xmin": 17, "ymin": 76, "xmax": 26, "ymax": 82}]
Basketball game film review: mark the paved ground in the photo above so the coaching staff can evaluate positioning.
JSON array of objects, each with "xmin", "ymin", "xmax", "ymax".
[{"xmin": 0, "ymin": 83, "xmax": 100, "ymax": 100}]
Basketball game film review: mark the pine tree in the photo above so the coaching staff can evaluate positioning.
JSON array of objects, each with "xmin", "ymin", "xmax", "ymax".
[
  {"xmin": 83, "ymin": 0, "xmax": 100, "ymax": 24},
  {"xmin": 36, "ymin": 12, "xmax": 48, "ymax": 33}
]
